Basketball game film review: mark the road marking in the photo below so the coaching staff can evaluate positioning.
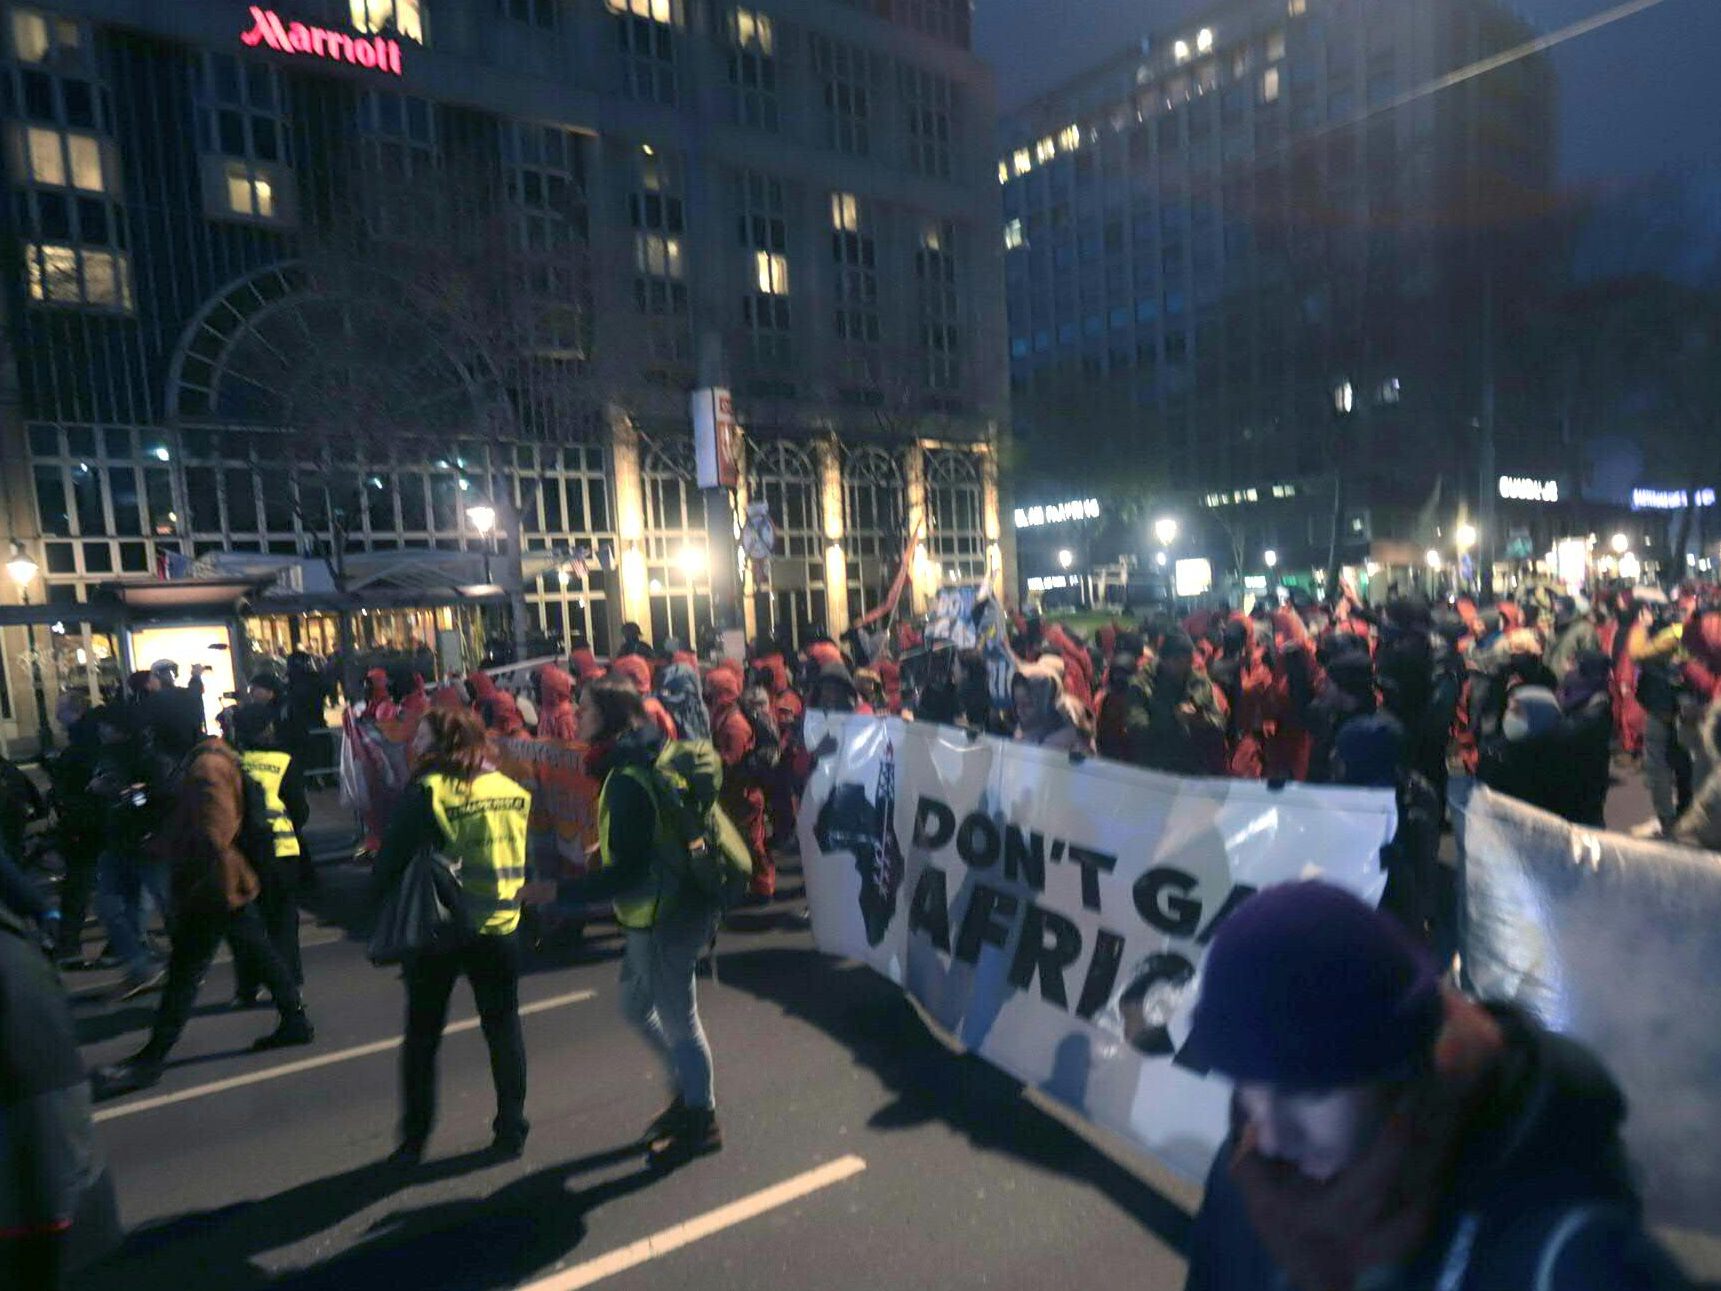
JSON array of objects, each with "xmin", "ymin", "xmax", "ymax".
[
  {"xmin": 92, "ymin": 989, "xmax": 595, "ymax": 1123},
  {"xmin": 524, "ymin": 1155, "xmax": 869, "ymax": 1291}
]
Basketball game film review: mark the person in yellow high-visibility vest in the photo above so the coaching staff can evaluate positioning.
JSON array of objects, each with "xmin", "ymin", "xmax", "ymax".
[
  {"xmin": 231, "ymin": 702, "xmax": 308, "ymax": 1006},
  {"xmin": 371, "ymin": 707, "xmax": 531, "ymax": 1166}
]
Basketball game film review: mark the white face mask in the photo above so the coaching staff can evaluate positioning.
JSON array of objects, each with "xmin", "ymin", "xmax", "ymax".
[
  {"xmin": 1237, "ymin": 1083, "xmax": 1387, "ymax": 1181},
  {"xmin": 1503, "ymin": 712, "xmax": 1530, "ymax": 741}
]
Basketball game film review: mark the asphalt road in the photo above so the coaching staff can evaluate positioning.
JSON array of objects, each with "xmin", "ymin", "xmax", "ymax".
[
  {"xmin": 59, "ymin": 765, "xmax": 1717, "ymax": 1291},
  {"xmin": 65, "ymin": 859, "xmax": 1200, "ymax": 1291}
]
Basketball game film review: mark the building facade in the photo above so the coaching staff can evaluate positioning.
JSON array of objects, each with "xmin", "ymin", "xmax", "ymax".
[
  {"xmin": 0, "ymin": 0, "xmax": 1007, "ymax": 749},
  {"xmin": 998, "ymin": 0, "xmax": 1557, "ymax": 594}
]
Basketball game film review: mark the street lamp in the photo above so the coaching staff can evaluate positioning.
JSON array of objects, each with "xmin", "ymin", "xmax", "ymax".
[
  {"xmin": 1153, "ymin": 516, "xmax": 1179, "ymax": 548},
  {"xmin": 1264, "ymin": 549, "xmax": 1279, "ymax": 569},
  {"xmin": 1610, "ymin": 532, "xmax": 1630, "ymax": 556},
  {"xmin": 1155, "ymin": 551, "xmax": 1168, "ymax": 568},
  {"xmin": 1057, "ymin": 548, "xmax": 1074, "ymax": 570},
  {"xmin": 1456, "ymin": 523, "xmax": 1478, "ymax": 553},
  {"xmin": 6, "ymin": 545, "xmax": 52, "ymax": 753},
  {"xmin": 1425, "ymin": 548, "xmax": 1443, "ymax": 570},
  {"xmin": 467, "ymin": 504, "xmax": 497, "ymax": 583}
]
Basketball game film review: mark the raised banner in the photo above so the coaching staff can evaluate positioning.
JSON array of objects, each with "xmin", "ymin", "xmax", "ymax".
[
  {"xmin": 798, "ymin": 714, "xmax": 1396, "ymax": 1181},
  {"xmin": 1455, "ymin": 784, "xmax": 1721, "ymax": 1232},
  {"xmin": 491, "ymin": 737, "xmax": 601, "ymax": 881}
]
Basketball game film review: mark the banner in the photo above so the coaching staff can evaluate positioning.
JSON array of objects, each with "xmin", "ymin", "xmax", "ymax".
[
  {"xmin": 491, "ymin": 737, "xmax": 601, "ymax": 881},
  {"xmin": 1455, "ymin": 784, "xmax": 1721, "ymax": 1232},
  {"xmin": 798, "ymin": 714, "xmax": 1395, "ymax": 1181}
]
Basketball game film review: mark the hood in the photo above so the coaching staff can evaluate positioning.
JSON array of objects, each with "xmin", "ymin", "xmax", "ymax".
[
  {"xmin": 365, "ymin": 667, "xmax": 390, "ymax": 703},
  {"xmin": 754, "ymin": 653, "xmax": 791, "ymax": 696},
  {"xmin": 656, "ymin": 662, "xmax": 710, "ymax": 740},
  {"xmin": 609, "ymin": 654, "xmax": 653, "ymax": 693},
  {"xmin": 1685, "ymin": 609, "xmax": 1721, "ymax": 666},
  {"xmin": 1012, "ymin": 663, "xmax": 1068, "ymax": 740},
  {"xmin": 538, "ymin": 663, "xmax": 574, "ymax": 704},
  {"xmin": 1332, "ymin": 713, "xmax": 1404, "ymax": 788},
  {"xmin": 431, "ymin": 682, "xmax": 467, "ymax": 710},
  {"xmin": 812, "ymin": 660, "xmax": 860, "ymax": 707},
  {"xmin": 1505, "ymin": 684, "xmax": 1562, "ymax": 740},
  {"xmin": 481, "ymin": 689, "xmax": 527, "ymax": 737},
  {"xmin": 806, "ymin": 640, "xmax": 844, "ymax": 670},
  {"xmin": 595, "ymin": 720, "xmax": 666, "ymax": 777},
  {"xmin": 569, "ymin": 647, "xmax": 604, "ymax": 682},
  {"xmin": 705, "ymin": 665, "xmax": 743, "ymax": 708},
  {"xmin": 470, "ymin": 672, "xmax": 499, "ymax": 700}
]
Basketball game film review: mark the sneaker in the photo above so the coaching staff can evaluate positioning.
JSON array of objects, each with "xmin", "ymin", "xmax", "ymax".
[
  {"xmin": 251, "ymin": 1010, "xmax": 314, "ymax": 1051},
  {"xmin": 114, "ymin": 966, "xmax": 167, "ymax": 1002},
  {"xmin": 640, "ymin": 1096, "xmax": 686, "ymax": 1145},
  {"xmin": 1629, "ymin": 819, "xmax": 1664, "ymax": 839},
  {"xmin": 94, "ymin": 1054, "xmax": 164, "ymax": 1099},
  {"xmin": 646, "ymin": 1107, "xmax": 722, "ymax": 1171}
]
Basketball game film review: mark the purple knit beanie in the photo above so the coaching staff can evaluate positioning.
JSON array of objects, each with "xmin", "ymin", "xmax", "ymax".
[{"xmin": 1183, "ymin": 881, "xmax": 1444, "ymax": 1090}]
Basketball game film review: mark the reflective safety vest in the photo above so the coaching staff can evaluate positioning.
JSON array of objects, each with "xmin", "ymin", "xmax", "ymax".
[
  {"xmin": 599, "ymin": 765, "xmax": 668, "ymax": 930},
  {"xmin": 423, "ymin": 770, "xmax": 530, "ymax": 936},
  {"xmin": 240, "ymin": 749, "xmax": 301, "ymax": 861}
]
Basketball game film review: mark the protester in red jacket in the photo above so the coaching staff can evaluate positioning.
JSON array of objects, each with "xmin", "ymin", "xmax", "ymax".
[
  {"xmin": 609, "ymin": 654, "xmax": 678, "ymax": 742},
  {"xmin": 1041, "ymin": 622, "xmax": 1095, "ymax": 711},
  {"xmin": 568, "ymin": 643, "xmax": 604, "ymax": 686},
  {"xmin": 536, "ymin": 663, "xmax": 578, "ymax": 741},
  {"xmin": 470, "ymin": 671, "xmax": 528, "ymax": 738},
  {"xmin": 364, "ymin": 667, "xmax": 397, "ymax": 721},
  {"xmin": 706, "ymin": 664, "xmax": 770, "ymax": 898},
  {"xmin": 753, "ymin": 653, "xmax": 804, "ymax": 848},
  {"xmin": 1264, "ymin": 609, "xmax": 1320, "ymax": 781}
]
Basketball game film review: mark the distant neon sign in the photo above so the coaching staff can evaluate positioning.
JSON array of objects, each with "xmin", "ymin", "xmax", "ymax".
[
  {"xmin": 240, "ymin": 6, "xmax": 404, "ymax": 76},
  {"xmin": 1497, "ymin": 475, "xmax": 1559, "ymax": 503},
  {"xmin": 1632, "ymin": 487, "xmax": 1715, "ymax": 511},
  {"xmin": 1014, "ymin": 498, "xmax": 1101, "ymax": 528}
]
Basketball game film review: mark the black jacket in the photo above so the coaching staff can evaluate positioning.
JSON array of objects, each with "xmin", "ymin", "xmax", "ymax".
[
  {"xmin": 1185, "ymin": 1007, "xmax": 1689, "ymax": 1291},
  {"xmin": 556, "ymin": 724, "xmax": 668, "ymax": 908}
]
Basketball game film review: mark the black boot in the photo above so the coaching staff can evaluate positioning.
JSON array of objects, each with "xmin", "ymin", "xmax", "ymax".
[
  {"xmin": 640, "ymin": 1096, "xmax": 686, "ymax": 1145},
  {"xmin": 252, "ymin": 1008, "xmax": 314, "ymax": 1051},
  {"xmin": 647, "ymin": 1106, "xmax": 722, "ymax": 1171},
  {"xmin": 94, "ymin": 1051, "xmax": 165, "ymax": 1100}
]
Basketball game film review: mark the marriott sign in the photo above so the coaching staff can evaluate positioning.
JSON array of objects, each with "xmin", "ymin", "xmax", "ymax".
[{"xmin": 240, "ymin": 6, "xmax": 405, "ymax": 76}]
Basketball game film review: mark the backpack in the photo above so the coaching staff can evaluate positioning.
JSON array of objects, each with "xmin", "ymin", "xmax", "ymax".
[{"xmin": 642, "ymin": 740, "xmax": 754, "ymax": 909}]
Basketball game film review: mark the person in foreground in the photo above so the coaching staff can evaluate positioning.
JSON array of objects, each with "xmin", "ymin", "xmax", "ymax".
[
  {"xmin": 372, "ymin": 707, "xmax": 531, "ymax": 1166},
  {"xmin": 558, "ymin": 677, "xmax": 722, "ymax": 1170},
  {"xmin": 1182, "ymin": 881, "xmax": 1690, "ymax": 1291}
]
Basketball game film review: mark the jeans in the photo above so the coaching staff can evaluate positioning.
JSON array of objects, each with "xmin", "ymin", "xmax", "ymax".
[
  {"xmin": 141, "ymin": 902, "xmax": 304, "ymax": 1062},
  {"xmin": 401, "ymin": 932, "xmax": 527, "ymax": 1145},
  {"xmin": 620, "ymin": 908, "xmax": 717, "ymax": 1110},
  {"xmin": 1643, "ymin": 713, "xmax": 1687, "ymax": 829},
  {"xmin": 95, "ymin": 850, "xmax": 171, "ymax": 978}
]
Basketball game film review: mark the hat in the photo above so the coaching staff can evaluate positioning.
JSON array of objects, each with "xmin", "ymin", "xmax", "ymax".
[
  {"xmin": 1182, "ymin": 882, "xmax": 1443, "ymax": 1091},
  {"xmin": 249, "ymin": 671, "xmax": 285, "ymax": 697},
  {"xmin": 150, "ymin": 658, "xmax": 179, "ymax": 678}
]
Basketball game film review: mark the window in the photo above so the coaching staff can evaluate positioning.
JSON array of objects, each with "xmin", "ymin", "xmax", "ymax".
[
  {"xmin": 24, "ymin": 242, "xmax": 129, "ymax": 309},
  {"xmin": 1266, "ymin": 29, "xmax": 1286, "ymax": 61},
  {"xmin": 608, "ymin": 0, "xmax": 677, "ymax": 104},
  {"xmin": 728, "ymin": 7, "xmax": 778, "ymax": 129},
  {"xmin": 811, "ymin": 35, "xmax": 881, "ymax": 157},
  {"xmin": 1261, "ymin": 67, "xmax": 1280, "ymax": 103},
  {"xmin": 352, "ymin": 0, "xmax": 425, "ymax": 41},
  {"xmin": 1287, "ymin": 0, "xmax": 1307, "ymax": 14},
  {"xmin": 11, "ymin": 124, "xmax": 106, "ymax": 191},
  {"xmin": 831, "ymin": 192, "xmax": 880, "ymax": 387},
  {"xmin": 1003, "ymin": 217, "xmax": 1024, "ymax": 250},
  {"xmin": 901, "ymin": 65, "xmax": 955, "ymax": 179},
  {"xmin": 196, "ymin": 54, "xmax": 293, "ymax": 224},
  {"xmin": 630, "ymin": 149, "xmax": 688, "ymax": 364},
  {"xmin": 899, "ymin": 0, "xmax": 969, "ymax": 47},
  {"xmin": 915, "ymin": 221, "xmax": 961, "ymax": 392},
  {"xmin": 502, "ymin": 122, "xmax": 587, "ymax": 251},
  {"xmin": 8, "ymin": 8, "xmax": 88, "ymax": 70},
  {"xmin": 357, "ymin": 89, "xmax": 437, "ymax": 237},
  {"xmin": 737, "ymin": 171, "xmax": 791, "ymax": 368},
  {"xmin": 495, "ymin": 0, "xmax": 556, "ymax": 27}
]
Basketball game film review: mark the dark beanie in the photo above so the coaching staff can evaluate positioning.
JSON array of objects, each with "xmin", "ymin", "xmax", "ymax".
[
  {"xmin": 1182, "ymin": 882, "xmax": 1443, "ymax": 1091},
  {"xmin": 1159, "ymin": 630, "xmax": 1196, "ymax": 660},
  {"xmin": 250, "ymin": 671, "xmax": 285, "ymax": 697}
]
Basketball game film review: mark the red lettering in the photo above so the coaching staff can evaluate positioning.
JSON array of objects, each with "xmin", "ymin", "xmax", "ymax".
[
  {"xmin": 239, "ymin": 6, "xmax": 268, "ymax": 46},
  {"xmin": 386, "ymin": 39, "xmax": 402, "ymax": 75},
  {"xmin": 353, "ymin": 38, "xmax": 377, "ymax": 67},
  {"xmin": 240, "ymin": 8, "xmax": 404, "ymax": 75},
  {"xmin": 287, "ymin": 21, "xmax": 313, "ymax": 53},
  {"xmin": 335, "ymin": 32, "xmax": 355, "ymax": 62}
]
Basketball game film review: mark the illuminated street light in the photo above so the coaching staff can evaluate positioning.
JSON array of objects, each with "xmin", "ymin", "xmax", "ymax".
[
  {"xmin": 1425, "ymin": 548, "xmax": 1443, "ymax": 570},
  {"xmin": 1610, "ymin": 532, "xmax": 1630, "ymax": 555},
  {"xmin": 677, "ymin": 544, "xmax": 709, "ymax": 578},
  {"xmin": 1155, "ymin": 551, "xmax": 1168, "ymax": 568},
  {"xmin": 1153, "ymin": 516, "xmax": 1179, "ymax": 547},
  {"xmin": 1264, "ymin": 549, "xmax": 1278, "ymax": 569},
  {"xmin": 1057, "ymin": 548, "xmax": 1074, "ymax": 570},
  {"xmin": 467, "ymin": 504, "xmax": 496, "ymax": 537},
  {"xmin": 1456, "ymin": 523, "xmax": 1477, "ymax": 553},
  {"xmin": 6, "ymin": 545, "xmax": 51, "ymax": 752},
  {"xmin": 6, "ymin": 548, "xmax": 39, "ymax": 590}
]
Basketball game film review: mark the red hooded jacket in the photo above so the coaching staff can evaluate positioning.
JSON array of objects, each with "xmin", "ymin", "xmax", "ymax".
[
  {"xmin": 610, "ymin": 655, "xmax": 678, "ymax": 742},
  {"xmin": 537, "ymin": 664, "xmax": 577, "ymax": 741}
]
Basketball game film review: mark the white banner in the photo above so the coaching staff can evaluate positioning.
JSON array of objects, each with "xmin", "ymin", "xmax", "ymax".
[
  {"xmin": 1456, "ymin": 784, "xmax": 1721, "ymax": 1233},
  {"xmin": 798, "ymin": 714, "xmax": 1395, "ymax": 1181}
]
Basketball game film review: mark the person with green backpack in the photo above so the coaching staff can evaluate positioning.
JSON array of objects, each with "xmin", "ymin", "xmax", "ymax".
[{"xmin": 558, "ymin": 677, "xmax": 752, "ymax": 1169}]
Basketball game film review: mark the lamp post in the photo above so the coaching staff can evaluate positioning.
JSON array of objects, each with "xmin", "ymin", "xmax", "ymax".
[
  {"xmin": 467, "ymin": 504, "xmax": 496, "ymax": 583},
  {"xmin": 6, "ymin": 546, "xmax": 52, "ymax": 753}
]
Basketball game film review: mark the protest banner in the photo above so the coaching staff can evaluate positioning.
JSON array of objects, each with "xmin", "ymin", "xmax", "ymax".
[
  {"xmin": 1455, "ymin": 783, "xmax": 1721, "ymax": 1233},
  {"xmin": 797, "ymin": 713, "xmax": 1396, "ymax": 1181},
  {"xmin": 491, "ymin": 737, "xmax": 601, "ymax": 881}
]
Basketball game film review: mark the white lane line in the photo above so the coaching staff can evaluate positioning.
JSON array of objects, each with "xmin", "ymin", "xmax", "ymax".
[
  {"xmin": 92, "ymin": 989, "xmax": 595, "ymax": 1123},
  {"xmin": 524, "ymin": 1155, "xmax": 869, "ymax": 1291}
]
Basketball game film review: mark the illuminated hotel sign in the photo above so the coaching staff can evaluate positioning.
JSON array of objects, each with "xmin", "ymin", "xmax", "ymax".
[
  {"xmin": 240, "ymin": 7, "xmax": 405, "ymax": 76},
  {"xmin": 1014, "ymin": 498, "xmax": 1100, "ymax": 528},
  {"xmin": 1497, "ymin": 475, "xmax": 1559, "ymax": 503},
  {"xmin": 1632, "ymin": 487, "xmax": 1716, "ymax": 511}
]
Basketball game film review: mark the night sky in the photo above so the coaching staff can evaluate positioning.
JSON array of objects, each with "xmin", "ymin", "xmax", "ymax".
[{"xmin": 975, "ymin": 0, "xmax": 1721, "ymax": 271}]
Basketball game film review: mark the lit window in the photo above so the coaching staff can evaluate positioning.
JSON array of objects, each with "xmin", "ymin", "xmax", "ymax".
[
  {"xmin": 1288, "ymin": 0, "xmax": 1307, "ymax": 14},
  {"xmin": 729, "ymin": 7, "xmax": 778, "ymax": 128},
  {"xmin": 1035, "ymin": 136, "xmax": 1056, "ymax": 163},
  {"xmin": 1003, "ymin": 218, "xmax": 1024, "ymax": 250},
  {"xmin": 224, "ymin": 161, "xmax": 275, "ymax": 218},
  {"xmin": 1261, "ymin": 67, "xmax": 1280, "ymax": 102},
  {"xmin": 998, "ymin": 159, "xmax": 1009, "ymax": 184},
  {"xmin": 755, "ymin": 250, "xmax": 790, "ymax": 294},
  {"xmin": 351, "ymin": 0, "xmax": 425, "ymax": 42},
  {"xmin": 735, "ymin": 7, "xmax": 773, "ymax": 54},
  {"xmin": 1232, "ymin": 48, "xmax": 1251, "ymax": 79},
  {"xmin": 1058, "ymin": 124, "xmax": 1081, "ymax": 152},
  {"xmin": 1333, "ymin": 380, "xmax": 1354, "ymax": 414},
  {"xmin": 25, "ymin": 242, "xmax": 131, "ymax": 311},
  {"xmin": 1196, "ymin": 27, "xmax": 1214, "ymax": 53},
  {"xmin": 1245, "ymin": 488, "xmax": 1258, "ymax": 502},
  {"xmin": 1012, "ymin": 148, "xmax": 1031, "ymax": 175},
  {"xmin": 634, "ymin": 233, "xmax": 684, "ymax": 278},
  {"xmin": 607, "ymin": 0, "xmax": 673, "ymax": 19},
  {"xmin": 1174, "ymin": 39, "xmax": 1190, "ymax": 63},
  {"xmin": 20, "ymin": 126, "xmax": 107, "ymax": 192},
  {"xmin": 1267, "ymin": 29, "xmax": 1286, "ymax": 61},
  {"xmin": 10, "ymin": 9, "xmax": 84, "ymax": 67},
  {"xmin": 831, "ymin": 192, "xmax": 858, "ymax": 232}
]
